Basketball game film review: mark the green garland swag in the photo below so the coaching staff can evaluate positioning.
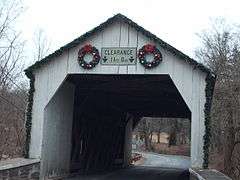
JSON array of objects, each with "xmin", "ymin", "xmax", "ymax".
[
  {"xmin": 203, "ymin": 73, "xmax": 216, "ymax": 168},
  {"xmin": 24, "ymin": 70, "xmax": 35, "ymax": 158}
]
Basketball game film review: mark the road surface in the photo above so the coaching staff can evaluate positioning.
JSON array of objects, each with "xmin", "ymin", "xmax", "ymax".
[
  {"xmin": 66, "ymin": 152, "xmax": 192, "ymax": 180},
  {"xmin": 137, "ymin": 151, "xmax": 190, "ymax": 169},
  {"xmin": 66, "ymin": 166, "xmax": 191, "ymax": 180}
]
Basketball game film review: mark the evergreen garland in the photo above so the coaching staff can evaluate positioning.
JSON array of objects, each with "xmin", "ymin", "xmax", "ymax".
[
  {"xmin": 203, "ymin": 73, "xmax": 216, "ymax": 168},
  {"xmin": 24, "ymin": 70, "xmax": 35, "ymax": 158}
]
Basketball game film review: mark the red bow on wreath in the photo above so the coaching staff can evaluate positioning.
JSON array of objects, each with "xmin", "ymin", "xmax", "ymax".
[
  {"xmin": 83, "ymin": 44, "xmax": 93, "ymax": 53},
  {"xmin": 144, "ymin": 44, "xmax": 155, "ymax": 53}
]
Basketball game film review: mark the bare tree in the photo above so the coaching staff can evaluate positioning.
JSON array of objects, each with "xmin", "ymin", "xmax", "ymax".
[
  {"xmin": 0, "ymin": 0, "xmax": 27, "ymax": 160},
  {"xmin": 0, "ymin": 0, "xmax": 53, "ymax": 160},
  {"xmin": 0, "ymin": 0, "xmax": 25, "ymax": 90},
  {"xmin": 33, "ymin": 28, "xmax": 51, "ymax": 62},
  {"xmin": 196, "ymin": 19, "xmax": 240, "ymax": 180}
]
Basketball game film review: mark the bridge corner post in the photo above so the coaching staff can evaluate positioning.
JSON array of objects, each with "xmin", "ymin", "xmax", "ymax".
[{"xmin": 123, "ymin": 115, "xmax": 133, "ymax": 167}]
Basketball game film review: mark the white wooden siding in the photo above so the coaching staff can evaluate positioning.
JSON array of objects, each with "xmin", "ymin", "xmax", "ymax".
[
  {"xmin": 29, "ymin": 21, "xmax": 207, "ymax": 168},
  {"xmin": 40, "ymin": 82, "xmax": 75, "ymax": 178}
]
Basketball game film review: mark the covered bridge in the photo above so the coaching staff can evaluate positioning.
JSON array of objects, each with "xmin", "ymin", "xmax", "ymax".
[{"xmin": 24, "ymin": 14, "xmax": 215, "ymax": 179}]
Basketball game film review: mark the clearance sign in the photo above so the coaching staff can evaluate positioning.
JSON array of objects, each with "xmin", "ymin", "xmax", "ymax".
[{"xmin": 101, "ymin": 47, "xmax": 137, "ymax": 65}]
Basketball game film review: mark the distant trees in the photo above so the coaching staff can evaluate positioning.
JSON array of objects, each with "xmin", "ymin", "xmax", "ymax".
[
  {"xmin": 0, "ymin": 0, "xmax": 25, "ymax": 90},
  {"xmin": 134, "ymin": 118, "xmax": 190, "ymax": 151},
  {"xmin": 196, "ymin": 19, "xmax": 240, "ymax": 179},
  {"xmin": 0, "ymin": 0, "xmax": 52, "ymax": 160},
  {"xmin": 0, "ymin": 0, "xmax": 27, "ymax": 160}
]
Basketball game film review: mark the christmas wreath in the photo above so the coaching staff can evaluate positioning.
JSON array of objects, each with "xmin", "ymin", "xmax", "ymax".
[
  {"xmin": 78, "ymin": 44, "xmax": 100, "ymax": 69},
  {"xmin": 138, "ymin": 44, "xmax": 162, "ymax": 69}
]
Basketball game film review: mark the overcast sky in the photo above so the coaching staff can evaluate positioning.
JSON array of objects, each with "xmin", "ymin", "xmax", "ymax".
[{"xmin": 18, "ymin": 0, "xmax": 240, "ymax": 65}]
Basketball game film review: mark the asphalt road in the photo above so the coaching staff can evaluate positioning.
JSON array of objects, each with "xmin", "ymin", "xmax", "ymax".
[
  {"xmin": 67, "ymin": 166, "xmax": 190, "ymax": 180},
  {"xmin": 66, "ymin": 152, "xmax": 192, "ymax": 180},
  {"xmin": 138, "ymin": 151, "xmax": 190, "ymax": 169}
]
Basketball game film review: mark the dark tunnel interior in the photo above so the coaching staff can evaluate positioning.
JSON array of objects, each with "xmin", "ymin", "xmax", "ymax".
[{"xmin": 66, "ymin": 74, "xmax": 191, "ymax": 173}]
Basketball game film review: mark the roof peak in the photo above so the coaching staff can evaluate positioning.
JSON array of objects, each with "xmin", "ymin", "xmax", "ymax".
[{"xmin": 25, "ymin": 13, "xmax": 213, "ymax": 77}]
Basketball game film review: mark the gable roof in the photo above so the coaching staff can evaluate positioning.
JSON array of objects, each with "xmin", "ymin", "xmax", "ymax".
[{"xmin": 25, "ymin": 13, "xmax": 214, "ymax": 77}]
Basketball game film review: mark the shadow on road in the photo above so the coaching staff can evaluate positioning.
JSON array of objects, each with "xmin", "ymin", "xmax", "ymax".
[{"xmin": 66, "ymin": 166, "xmax": 192, "ymax": 180}]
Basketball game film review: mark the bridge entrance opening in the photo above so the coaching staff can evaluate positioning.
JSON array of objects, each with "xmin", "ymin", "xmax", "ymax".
[{"xmin": 65, "ymin": 74, "xmax": 191, "ymax": 174}]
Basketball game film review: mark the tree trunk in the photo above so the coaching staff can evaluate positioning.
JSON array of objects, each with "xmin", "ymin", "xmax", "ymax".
[
  {"xmin": 224, "ymin": 126, "xmax": 235, "ymax": 174},
  {"xmin": 144, "ymin": 131, "xmax": 151, "ymax": 151},
  {"xmin": 150, "ymin": 132, "xmax": 153, "ymax": 143},
  {"xmin": 224, "ymin": 108, "xmax": 235, "ymax": 175},
  {"xmin": 157, "ymin": 130, "xmax": 160, "ymax": 143}
]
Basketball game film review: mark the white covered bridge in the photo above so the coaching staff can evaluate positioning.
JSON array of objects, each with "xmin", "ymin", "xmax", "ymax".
[{"xmin": 24, "ymin": 14, "xmax": 215, "ymax": 179}]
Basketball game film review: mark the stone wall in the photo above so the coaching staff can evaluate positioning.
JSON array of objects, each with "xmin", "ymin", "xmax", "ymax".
[{"xmin": 0, "ymin": 158, "xmax": 40, "ymax": 180}]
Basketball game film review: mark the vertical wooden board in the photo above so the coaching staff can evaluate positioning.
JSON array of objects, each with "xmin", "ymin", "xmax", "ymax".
[
  {"xmin": 67, "ymin": 46, "xmax": 78, "ymax": 74},
  {"xmin": 47, "ymin": 104, "xmax": 55, "ymax": 174},
  {"xmin": 118, "ymin": 22, "xmax": 128, "ymax": 74},
  {"xmin": 46, "ymin": 99, "xmax": 54, "ymax": 173},
  {"xmin": 46, "ymin": 52, "xmax": 68, "ymax": 104},
  {"xmin": 42, "ymin": 96, "xmax": 53, "ymax": 176},
  {"xmin": 63, "ymin": 83, "xmax": 74, "ymax": 173},
  {"xmin": 46, "ymin": 62, "xmax": 53, "ymax": 106},
  {"xmin": 128, "ymin": 27, "xmax": 138, "ymax": 74},
  {"xmin": 56, "ymin": 89, "xmax": 65, "ymax": 173},
  {"xmin": 118, "ymin": 66, "xmax": 128, "ymax": 74},
  {"xmin": 42, "ymin": 82, "xmax": 74, "ymax": 177},
  {"xmin": 48, "ymin": 96, "xmax": 56, "ymax": 174},
  {"xmin": 55, "ymin": 107, "xmax": 61, "ymax": 173},
  {"xmin": 41, "ymin": 106, "xmax": 48, "ymax": 177},
  {"xmin": 39, "ymin": 66, "xmax": 50, "ymax": 108},
  {"xmin": 182, "ymin": 63, "xmax": 194, "ymax": 111},
  {"xmin": 191, "ymin": 69, "xmax": 201, "ymax": 167},
  {"xmin": 170, "ymin": 56, "xmax": 192, "ymax": 110},
  {"xmin": 30, "ymin": 67, "xmax": 49, "ymax": 158},
  {"xmin": 170, "ymin": 57, "xmax": 194, "ymax": 111},
  {"xmin": 46, "ymin": 58, "xmax": 54, "ymax": 104},
  {"xmin": 172, "ymin": 56, "xmax": 184, "ymax": 92},
  {"xmin": 101, "ymin": 22, "xmax": 121, "ymax": 73},
  {"xmin": 156, "ymin": 48, "xmax": 175, "ymax": 75},
  {"xmin": 120, "ymin": 22, "xmax": 129, "ymax": 46},
  {"xmin": 29, "ymin": 87, "xmax": 41, "ymax": 157},
  {"xmin": 102, "ymin": 21, "xmax": 121, "ymax": 46}
]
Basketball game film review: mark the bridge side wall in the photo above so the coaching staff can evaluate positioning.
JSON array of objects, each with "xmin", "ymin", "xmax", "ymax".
[{"xmin": 40, "ymin": 82, "xmax": 75, "ymax": 178}]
